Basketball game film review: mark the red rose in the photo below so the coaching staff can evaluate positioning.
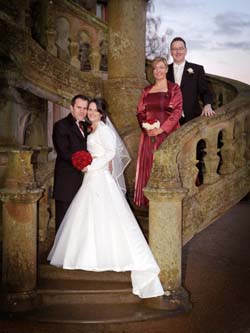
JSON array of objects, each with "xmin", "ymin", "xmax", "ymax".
[
  {"xmin": 87, "ymin": 125, "xmax": 93, "ymax": 134},
  {"xmin": 71, "ymin": 150, "xmax": 93, "ymax": 170},
  {"xmin": 147, "ymin": 118, "xmax": 158, "ymax": 125}
]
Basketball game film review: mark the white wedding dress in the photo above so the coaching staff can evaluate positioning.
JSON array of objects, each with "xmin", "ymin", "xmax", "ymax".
[{"xmin": 48, "ymin": 121, "xmax": 164, "ymax": 298}]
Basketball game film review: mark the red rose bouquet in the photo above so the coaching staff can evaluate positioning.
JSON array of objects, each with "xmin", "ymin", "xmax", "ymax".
[
  {"xmin": 71, "ymin": 150, "xmax": 93, "ymax": 170},
  {"xmin": 142, "ymin": 118, "xmax": 160, "ymax": 143}
]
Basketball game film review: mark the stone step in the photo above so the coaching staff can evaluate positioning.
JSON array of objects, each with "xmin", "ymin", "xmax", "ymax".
[
  {"xmin": 24, "ymin": 302, "xmax": 168, "ymax": 324},
  {"xmin": 39, "ymin": 264, "xmax": 131, "ymax": 282},
  {"xmin": 37, "ymin": 278, "xmax": 139, "ymax": 305}
]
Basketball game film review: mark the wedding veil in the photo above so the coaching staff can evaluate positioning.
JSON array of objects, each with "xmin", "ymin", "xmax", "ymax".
[{"xmin": 106, "ymin": 117, "xmax": 131, "ymax": 194}]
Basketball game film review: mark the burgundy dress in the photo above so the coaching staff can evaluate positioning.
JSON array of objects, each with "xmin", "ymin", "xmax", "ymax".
[{"xmin": 134, "ymin": 81, "xmax": 183, "ymax": 207}]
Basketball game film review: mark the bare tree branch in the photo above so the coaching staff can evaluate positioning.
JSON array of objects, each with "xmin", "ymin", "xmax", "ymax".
[{"xmin": 146, "ymin": 1, "xmax": 173, "ymax": 60}]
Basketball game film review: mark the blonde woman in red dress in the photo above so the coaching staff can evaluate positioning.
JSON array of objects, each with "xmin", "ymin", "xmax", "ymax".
[{"xmin": 134, "ymin": 57, "xmax": 183, "ymax": 207}]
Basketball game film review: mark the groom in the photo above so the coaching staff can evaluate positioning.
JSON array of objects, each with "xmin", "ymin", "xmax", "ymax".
[
  {"xmin": 167, "ymin": 37, "xmax": 215, "ymax": 124},
  {"xmin": 52, "ymin": 94, "xmax": 89, "ymax": 231}
]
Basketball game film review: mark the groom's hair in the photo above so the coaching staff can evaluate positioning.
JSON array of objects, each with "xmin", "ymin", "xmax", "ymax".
[
  {"xmin": 88, "ymin": 98, "xmax": 108, "ymax": 123},
  {"xmin": 71, "ymin": 94, "xmax": 89, "ymax": 107},
  {"xmin": 170, "ymin": 37, "xmax": 186, "ymax": 48}
]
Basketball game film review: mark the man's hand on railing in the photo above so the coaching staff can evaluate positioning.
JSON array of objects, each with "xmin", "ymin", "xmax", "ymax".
[{"xmin": 201, "ymin": 104, "xmax": 216, "ymax": 117}]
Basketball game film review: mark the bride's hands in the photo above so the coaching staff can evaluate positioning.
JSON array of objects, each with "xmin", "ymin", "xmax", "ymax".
[{"xmin": 82, "ymin": 167, "xmax": 88, "ymax": 173}]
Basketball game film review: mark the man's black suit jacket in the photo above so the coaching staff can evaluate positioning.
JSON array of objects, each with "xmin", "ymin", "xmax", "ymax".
[
  {"xmin": 52, "ymin": 113, "xmax": 88, "ymax": 202},
  {"xmin": 167, "ymin": 61, "xmax": 213, "ymax": 122}
]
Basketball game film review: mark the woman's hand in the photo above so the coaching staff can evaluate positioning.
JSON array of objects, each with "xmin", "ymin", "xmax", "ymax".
[
  {"xmin": 147, "ymin": 128, "xmax": 164, "ymax": 136},
  {"xmin": 82, "ymin": 167, "xmax": 88, "ymax": 173}
]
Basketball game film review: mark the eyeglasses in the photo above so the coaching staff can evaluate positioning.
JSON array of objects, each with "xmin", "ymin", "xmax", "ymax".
[{"xmin": 171, "ymin": 47, "xmax": 186, "ymax": 52}]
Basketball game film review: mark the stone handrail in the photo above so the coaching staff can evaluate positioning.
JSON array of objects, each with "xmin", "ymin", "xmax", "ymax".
[
  {"xmin": 0, "ymin": 15, "xmax": 104, "ymax": 107},
  {"xmin": 144, "ymin": 75, "xmax": 250, "ymax": 294}
]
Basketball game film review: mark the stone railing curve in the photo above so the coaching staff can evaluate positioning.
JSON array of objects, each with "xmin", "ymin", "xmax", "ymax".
[
  {"xmin": 144, "ymin": 75, "xmax": 250, "ymax": 301},
  {"xmin": 0, "ymin": 14, "xmax": 105, "ymax": 108}
]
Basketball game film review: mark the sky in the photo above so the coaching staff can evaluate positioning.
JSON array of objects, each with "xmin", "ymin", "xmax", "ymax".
[{"xmin": 149, "ymin": 0, "xmax": 250, "ymax": 85}]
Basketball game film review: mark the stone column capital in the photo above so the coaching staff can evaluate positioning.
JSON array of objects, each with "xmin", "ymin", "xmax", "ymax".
[
  {"xmin": 0, "ymin": 188, "xmax": 43, "ymax": 203},
  {"xmin": 144, "ymin": 187, "xmax": 188, "ymax": 202}
]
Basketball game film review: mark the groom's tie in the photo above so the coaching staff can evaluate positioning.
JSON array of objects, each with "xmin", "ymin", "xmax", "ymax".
[
  {"xmin": 77, "ymin": 121, "xmax": 85, "ymax": 137},
  {"xmin": 79, "ymin": 121, "xmax": 84, "ymax": 131}
]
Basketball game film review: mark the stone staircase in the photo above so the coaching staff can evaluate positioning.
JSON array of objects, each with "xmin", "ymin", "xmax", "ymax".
[
  {"xmin": 23, "ymin": 204, "xmax": 190, "ymax": 325},
  {"xmin": 22, "ymin": 264, "xmax": 171, "ymax": 324}
]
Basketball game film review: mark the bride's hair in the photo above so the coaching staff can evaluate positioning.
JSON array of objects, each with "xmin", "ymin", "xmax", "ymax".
[{"xmin": 88, "ymin": 98, "xmax": 108, "ymax": 123}]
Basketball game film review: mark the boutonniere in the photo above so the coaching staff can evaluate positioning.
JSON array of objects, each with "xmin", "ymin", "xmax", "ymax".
[{"xmin": 187, "ymin": 68, "xmax": 194, "ymax": 74}]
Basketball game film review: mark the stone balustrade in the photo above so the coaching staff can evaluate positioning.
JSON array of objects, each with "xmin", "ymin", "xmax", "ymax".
[
  {"xmin": 144, "ymin": 75, "xmax": 250, "ymax": 304},
  {"xmin": 46, "ymin": 0, "xmax": 108, "ymax": 74},
  {"xmin": 0, "ymin": 5, "xmax": 106, "ymax": 109}
]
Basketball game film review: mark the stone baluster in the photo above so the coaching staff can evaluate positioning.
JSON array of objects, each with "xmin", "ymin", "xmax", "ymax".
[
  {"xmin": 0, "ymin": 148, "xmax": 43, "ymax": 311},
  {"xmin": 47, "ymin": 30, "xmax": 57, "ymax": 56},
  {"xmin": 219, "ymin": 124, "xmax": 236, "ymax": 175},
  {"xmin": 89, "ymin": 47, "xmax": 102, "ymax": 73},
  {"xmin": 70, "ymin": 41, "xmax": 81, "ymax": 70},
  {"xmin": 234, "ymin": 119, "xmax": 247, "ymax": 168},
  {"xmin": 203, "ymin": 139, "xmax": 220, "ymax": 185},
  {"xmin": 179, "ymin": 148, "xmax": 199, "ymax": 195}
]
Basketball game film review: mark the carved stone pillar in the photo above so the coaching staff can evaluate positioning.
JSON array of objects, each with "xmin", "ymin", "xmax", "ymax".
[
  {"xmin": 4, "ymin": 149, "xmax": 36, "ymax": 190},
  {"xmin": 106, "ymin": 0, "xmax": 148, "ymax": 132},
  {"xmin": 142, "ymin": 148, "xmax": 191, "ymax": 311},
  {"xmin": 0, "ymin": 149, "xmax": 43, "ymax": 311},
  {"xmin": 144, "ymin": 187, "xmax": 190, "ymax": 311},
  {"xmin": 147, "ymin": 189, "xmax": 185, "ymax": 289}
]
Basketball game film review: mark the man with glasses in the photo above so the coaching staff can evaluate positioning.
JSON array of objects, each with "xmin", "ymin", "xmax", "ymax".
[{"xmin": 167, "ymin": 37, "xmax": 215, "ymax": 125}]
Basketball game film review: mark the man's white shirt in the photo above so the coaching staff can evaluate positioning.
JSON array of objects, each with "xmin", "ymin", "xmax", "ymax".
[
  {"xmin": 173, "ymin": 61, "xmax": 185, "ymax": 117},
  {"xmin": 173, "ymin": 61, "xmax": 185, "ymax": 86}
]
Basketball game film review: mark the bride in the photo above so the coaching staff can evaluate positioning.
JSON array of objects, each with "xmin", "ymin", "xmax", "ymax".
[{"xmin": 48, "ymin": 98, "xmax": 164, "ymax": 299}]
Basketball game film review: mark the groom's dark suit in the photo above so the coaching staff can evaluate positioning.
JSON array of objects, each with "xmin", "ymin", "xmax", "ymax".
[
  {"xmin": 167, "ymin": 61, "xmax": 213, "ymax": 123},
  {"xmin": 52, "ymin": 113, "xmax": 88, "ymax": 230}
]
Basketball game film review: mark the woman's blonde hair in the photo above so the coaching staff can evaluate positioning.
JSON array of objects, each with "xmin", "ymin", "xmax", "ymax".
[{"xmin": 152, "ymin": 57, "xmax": 168, "ymax": 69}]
